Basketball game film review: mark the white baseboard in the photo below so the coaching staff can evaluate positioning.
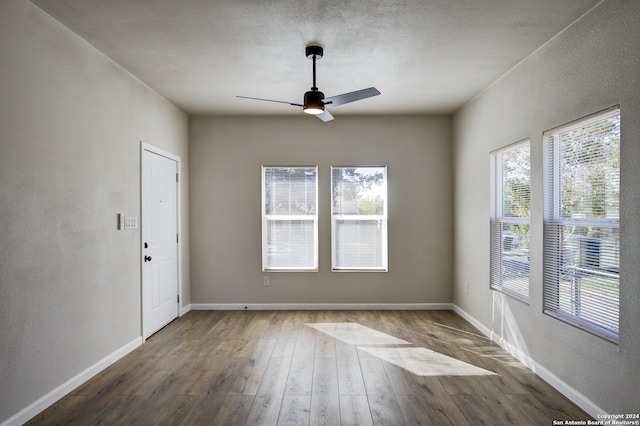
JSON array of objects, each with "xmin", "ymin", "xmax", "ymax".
[
  {"xmin": 452, "ymin": 304, "xmax": 605, "ymax": 419},
  {"xmin": 180, "ymin": 304, "xmax": 192, "ymax": 316},
  {"xmin": 191, "ymin": 302, "xmax": 453, "ymax": 311},
  {"xmin": 1, "ymin": 337, "xmax": 142, "ymax": 426},
  {"xmin": 451, "ymin": 304, "xmax": 493, "ymax": 336},
  {"xmin": 531, "ymin": 357, "xmax": 605, "ymax": 418}
]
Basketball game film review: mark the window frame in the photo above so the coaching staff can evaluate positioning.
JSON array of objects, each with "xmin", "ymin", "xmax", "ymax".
[
  {"xmin": 261, "ymin": 166, "xmax": 319, "ymax": 272},
  {"xmin": 543, "ymin": 106, "xmax": 621, "ymax": 343},
  {"xmin": 490, "ymin": 139, "xmax": 531, "ymax": 303},
  {"xmin": 331, "ymin": 165, "xmax": 388, "ymax": 272}
]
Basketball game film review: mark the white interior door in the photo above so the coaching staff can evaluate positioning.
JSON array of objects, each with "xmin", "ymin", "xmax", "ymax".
[{"xmin": 142, "ymin": 146, "xmax": 179, "ymax": 339}]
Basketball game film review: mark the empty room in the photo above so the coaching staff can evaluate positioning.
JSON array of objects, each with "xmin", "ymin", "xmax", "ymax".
[{"xmin": 1, "ymin": 0, "xmax": 639, "ymax": 424}]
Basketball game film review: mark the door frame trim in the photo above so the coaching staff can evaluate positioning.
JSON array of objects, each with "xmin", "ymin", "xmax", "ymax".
[{"xmin": 140, "ymin": 142, "xmax": 182, "ymax": 341}]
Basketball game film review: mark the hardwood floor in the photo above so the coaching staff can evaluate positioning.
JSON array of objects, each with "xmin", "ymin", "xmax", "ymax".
[{"xmin": 27, "ymin": 310, "xmax": 592, "ymax": 425}]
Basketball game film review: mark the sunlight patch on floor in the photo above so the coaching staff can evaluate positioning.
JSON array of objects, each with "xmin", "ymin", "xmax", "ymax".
[
  {"xmin": 305, "ymin": 322, "xmax": 410, "ymax": 346},
  {"xmin": 359, "ymin": 346, "xmax": 496, "ymax": 377},
  {"xmin": 306, "ymin": 322, "xmax": 496, "ymax": 377}
]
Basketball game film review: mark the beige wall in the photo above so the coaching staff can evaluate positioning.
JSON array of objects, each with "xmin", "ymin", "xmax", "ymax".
[
  {"xmin": 452, "ymin": 0, "xmax": 640, "ymax": 414},
  {"xmin": 0, "ymin": 0, "xmax": 189, "ymax": 422},
  {"xmin": 189, "ymin": 115, "xmax": 452, "ymax": 305}
]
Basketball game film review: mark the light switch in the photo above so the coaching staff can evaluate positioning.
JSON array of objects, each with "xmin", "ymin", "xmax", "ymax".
[
  {"xmin": 118, "ymin": 214, "xmax": 138, "ymax": 230},
  {"xmin": 124, "ymin": 216, "xmax": 138, "ymax": 230}
]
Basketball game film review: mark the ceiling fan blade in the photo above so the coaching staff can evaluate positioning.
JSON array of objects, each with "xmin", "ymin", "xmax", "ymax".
[
  {"xmin": 236, "ymin": 96, "xmax": 303, "ymax": 107},
  {"xmin": 324, "ymin": 87, "xmax": 380, "ymax": 108},
  {"xmin": 316, "ymin": 109, "xmax": 334, "ymax": 122}
]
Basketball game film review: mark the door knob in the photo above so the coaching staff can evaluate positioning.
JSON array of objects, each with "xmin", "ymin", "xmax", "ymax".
[{"xmin": 144, "ymin": 255, "xmax": 152, "ymax": 262}]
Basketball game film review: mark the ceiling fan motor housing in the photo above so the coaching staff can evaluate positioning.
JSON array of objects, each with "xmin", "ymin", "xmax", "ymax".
[{"xmin": 304, "ymin": 90, "xmax": 324, "ymax": 104}]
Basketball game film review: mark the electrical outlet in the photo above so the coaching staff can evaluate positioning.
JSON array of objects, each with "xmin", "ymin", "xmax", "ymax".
[{"xmin": 262, "ymin": 276, "xmax": 269, "ymax": 287}]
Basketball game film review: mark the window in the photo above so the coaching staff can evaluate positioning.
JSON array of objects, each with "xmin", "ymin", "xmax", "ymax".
[
  {"xmin": 490, "ymin": 140, "xmax": 531, "ymax": 302},
  {"xmin": 262, "ymin": 166, "xmax": 318, "ymax": 271},
  {"xmin": 543, "ymin": 107, "xmax": 620, "ymax": 342},
  {"xmin": 331, "ymin": 166, "xmax": 388, "ymax": 271}
]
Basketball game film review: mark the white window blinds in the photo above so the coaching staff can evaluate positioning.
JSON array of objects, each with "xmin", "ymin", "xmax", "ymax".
[
  {"xmin": 331, "ymin": 166, "xmax": 388, "ymax": 271},
  {"xmin": 262, "ymin": 166, "xmax": 318, "ymax": 271},
  {"xmin": 543, "ymin": 108, "xmax": 620, "ymax": 342},
  {"xmin": 490, "ymin": 141, "xmax": 530, "ymax": 302}
]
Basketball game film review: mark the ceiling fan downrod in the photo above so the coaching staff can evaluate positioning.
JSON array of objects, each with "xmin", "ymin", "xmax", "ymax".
[{"xmin": 306, "ymin": 45, "xmax": 323, "ymax": 91}]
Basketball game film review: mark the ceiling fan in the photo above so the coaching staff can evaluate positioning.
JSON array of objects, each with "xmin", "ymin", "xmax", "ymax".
[{"xmin": 237, "ymin": 45, "xmax": 380, "ymax": 122}]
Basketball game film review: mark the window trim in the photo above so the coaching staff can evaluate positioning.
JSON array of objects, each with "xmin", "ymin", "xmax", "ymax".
[
  {"xmin": 261, "ymin": 166, "xmax": 319, "ymax": 272},
  {"xmin": 490, "ymin": 139, "xmax": 531, "ymax": 303},
  {"xmin": 331, "ymin": 165, "xmax": 388, "ymax": 272},
  {"xmin": 542, "ymin": 106, "xmax": 620, "ymax": 343}
]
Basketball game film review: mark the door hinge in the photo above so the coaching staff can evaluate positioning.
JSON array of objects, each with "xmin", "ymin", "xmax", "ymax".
[
  {"xmin": 176, "ymin": 173, "xmax": 179, "ymax": 183},
  {"xmin": 177, "ymin": 294, "xmax": 180, "ymax": 304},
  {"xmin": 177, "ymin": 234, "xmax": 179, "ymax": 243}
]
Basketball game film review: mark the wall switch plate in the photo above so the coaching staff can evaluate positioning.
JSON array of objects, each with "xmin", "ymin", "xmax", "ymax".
[
  {"xmin": 262, "ymin": 276, "xmax": 270, "ymax": 287},
  {"xmin": 118, "ymin": 214, "xmax": 138, "ymax": 230},
  {"xmin": 125, "ymin": 216, "xmax": 138, "ymax": 230}
]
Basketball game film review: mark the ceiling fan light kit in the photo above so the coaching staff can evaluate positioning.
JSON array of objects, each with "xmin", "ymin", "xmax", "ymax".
[
  {"xmin": 237, "ymin": 45, "xmax": 380, "ymax": 122},
  {"xmin": 303, "ymin": 91, "xmax": 325, "ymax": 115}
]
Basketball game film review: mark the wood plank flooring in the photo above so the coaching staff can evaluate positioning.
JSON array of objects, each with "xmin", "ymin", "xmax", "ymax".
[{"xmin": 27, "ymin": 310, "xmax": 592, "ymax": 425}]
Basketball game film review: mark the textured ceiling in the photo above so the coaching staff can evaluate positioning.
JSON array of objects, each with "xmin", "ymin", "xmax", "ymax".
[{"xmin": 30, "ymin": 0, "xmax": 601, "ymax": 116}]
